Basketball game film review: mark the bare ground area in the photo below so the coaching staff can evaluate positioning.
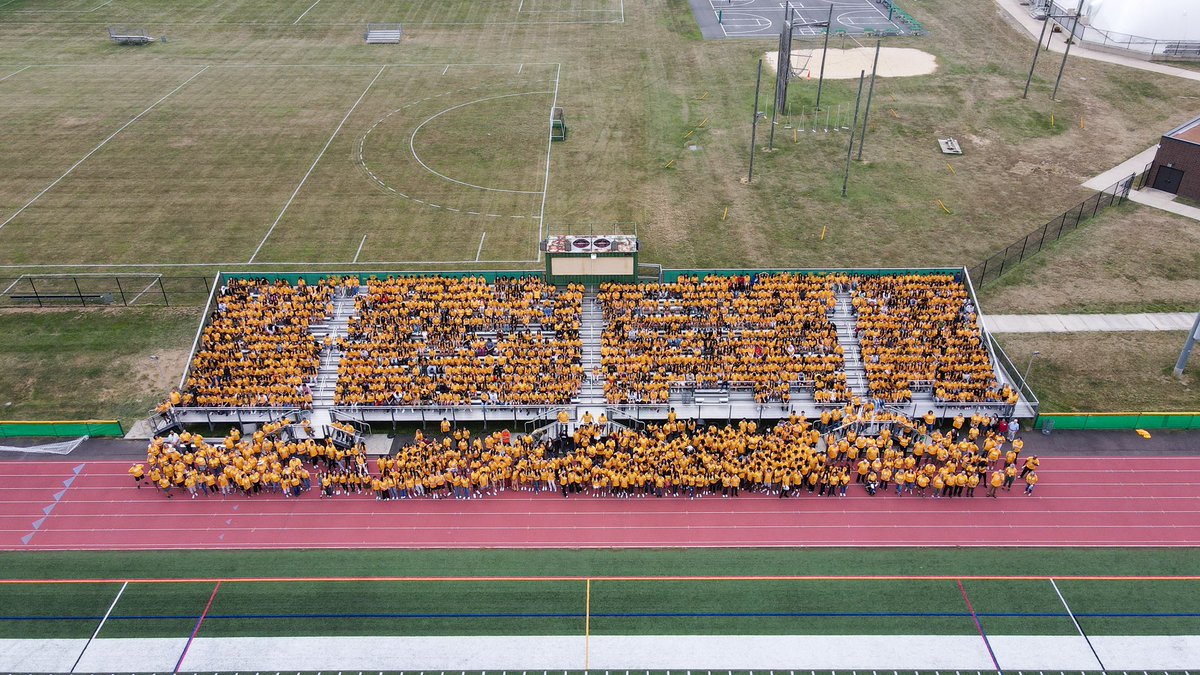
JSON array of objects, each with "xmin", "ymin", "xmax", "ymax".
[{"xmin": 998, "ymin": 332, "xmax": 1199, "ymax": 412}]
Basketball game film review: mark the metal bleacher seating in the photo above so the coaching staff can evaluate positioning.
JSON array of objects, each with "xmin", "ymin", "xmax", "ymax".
[
  {"xmin": 108, "ymin": 27, "xmax": 155, "ymax": 45},
  {"xmin": 364, "ymin": 23, "xmax": 403, "ymax": 44}
]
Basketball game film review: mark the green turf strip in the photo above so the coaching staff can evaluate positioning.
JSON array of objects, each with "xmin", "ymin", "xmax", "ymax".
[
  {"xmin": 201, "ymin": 580, "xmax": 584, "ymax": 637},
  {"xmin": 97, "ymin": 581, "xmax": 218, "ymax": 639},
  {"xmin": 958, "ymin": 579, "xmax": 1076, "ymax": 636},
  {"xmin": 0, "ymin": 582, "xmax": 122, "ymax": 639},
  {"xmin": 1, "ymin": 548, "xmax": 1198, "ymax": 581},
  {"xmin": 590, "ymin": 580, "xmax": 975, "ymax": 635},
  {"xmin": 1056, "ymin": 579, "xmax": 1200, "ymax": 635}
]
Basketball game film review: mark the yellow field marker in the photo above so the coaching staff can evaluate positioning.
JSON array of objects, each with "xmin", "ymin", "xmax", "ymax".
[
  {"xmin": 820, "ymin": 225, "xmax": 827, "ymax": 241},
  {"xmin": 683, "ymin": 129, "xmax": 694, "ymax": 139},
  {"xmin": 946, "ymin": 162, "xmax": 956, "ymax": 176},
  {"xmin": 937, "ymin": 199, "xmax": 951, "ymax": 214},
  {"xmin": 722, "ymin": 207, "xmax": 729, "ymax": 221},
  {"xmin": 1079, "ymin": 116, "xmax": 1085, "ymax": 129},
  {"xmin": 1050, "ymin": 114, "xmax": 1055, "ymax": 128},
  {"xmin": 663, "ymin": 159, "xmax": 675, "ymax": 169},
  {"xmin": 696, "ymin": 91, "xmax": 710, "ymax": 101},
  {"xmin": 793, "ymin": 128, "xmax": 798, "ymax": 143},
  {"xmin": 697, "ymin": 117, "xmax": 709, "ymax": 128},
  {"xmin": 888, "ymin": 108, "xmax": 899, "ymax": 118},
  {"xmin": 584, "ymin": 578, "xmax": 592, "ymax": 670}
]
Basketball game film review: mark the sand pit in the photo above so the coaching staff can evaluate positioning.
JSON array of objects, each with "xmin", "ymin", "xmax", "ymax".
[{"xmin": 765, "ymin": 47, "xmax": 937, "ymax": 80}]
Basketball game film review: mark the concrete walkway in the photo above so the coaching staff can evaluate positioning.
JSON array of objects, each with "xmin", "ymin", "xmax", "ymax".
[
  {"xmin": 986, "ymin": 312, "xmax": 1195, "ymax": 333},
  {"xmin": 993, "ymin": 0, "xmax": 1200, "ymax": 83},
  {"xmin": 5, "ymin": 634, "xmax": 1200, "ymax": 671}
]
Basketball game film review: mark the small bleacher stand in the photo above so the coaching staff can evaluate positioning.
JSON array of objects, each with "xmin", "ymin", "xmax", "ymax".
[
  {"xmin": 108, "ymin": 27, "xmax": 155, "ymax": 45},
  {"xmin": 364, "ymin": 23, "xmax": 403, "ymax": 44}
]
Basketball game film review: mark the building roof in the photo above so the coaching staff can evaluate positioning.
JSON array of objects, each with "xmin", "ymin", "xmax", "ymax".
[{"xmin": 1166, "ymin": 115, "xmax": 1200, "ymax": 145}]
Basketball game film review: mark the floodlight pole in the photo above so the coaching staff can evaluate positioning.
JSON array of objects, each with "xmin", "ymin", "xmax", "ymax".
[
  {"xmin": 814, "ymin": 4, "xmax": 833, "ymax": 111},
  {"xmin": 1023, "ymin": 12, "xmax": 1051, "ymax": 98},
  {"xmin": 1051, "ymin": 0, "xmax": 1084, "ymax": 101},
  {"xmin": 841, "ymin": 70, "xmax": 865, "ymax": 197},
  {"xmin": 856, "ymin": 40, "xmax": 881, "ymax": 161},
  {"xmin": 1173, "ymin": 311, "xmax": 1200, "ymax": 377},
  {"xmin": 749, "ymin": 59, "xmax": 763, "ymax": 183},
  {"xmin": 1022, "ymin": 350, "xmax": 1041, "ymax": 388}
]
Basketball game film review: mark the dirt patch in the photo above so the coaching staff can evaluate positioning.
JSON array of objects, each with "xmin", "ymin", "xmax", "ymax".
[
  {"xmin": 57, "ymin": 116, "xmax": 100, "ymax": 129},
  {"xmin": 765, "ymin": 47, "xmax": 938, "ymax": 80}
]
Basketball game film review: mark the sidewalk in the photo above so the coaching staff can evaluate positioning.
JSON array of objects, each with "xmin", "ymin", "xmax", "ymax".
[
  {"xmin": 993, "ymin": 0, "xmax": 1200, "ymax": 83},
  {"xmin": 1081, "ymin": 146, "xmax": 1200, "ymax": 223},
  {"xmin": 986, "ymin": 312, "xmax": 1194, "ymax": 333}
]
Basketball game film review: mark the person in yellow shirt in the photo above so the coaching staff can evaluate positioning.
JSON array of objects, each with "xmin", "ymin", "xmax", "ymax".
[
  {"xmin": 128, "ymin": 464, "xmax": 145, "ymax": 488},
  {"xmin": 1023, "ymin": 470, "xmax": 1039, "ymax": 495},
  {"xmin": 1020, "ymin": 455, "xmax": 1040, "ymax": 479},
  {"xmin": 1004, "ymin": 464, "xmax": 1018, "ymax": 491}
]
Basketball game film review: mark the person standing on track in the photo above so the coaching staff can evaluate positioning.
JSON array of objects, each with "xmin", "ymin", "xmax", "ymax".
[
  {"xmin": 1020, "ymin": 455, "xmax": 1040, "ymax": 479},
  {"xmin": 1024, "ymin": 470, "xmax": 1039, "ymax": 495},
  {"xmin": 987, "ymin": 469, "xmax": 1003, "ymax": 498}
]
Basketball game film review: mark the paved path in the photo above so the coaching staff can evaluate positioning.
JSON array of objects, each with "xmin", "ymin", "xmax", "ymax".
[
  {"xmin": 993, "ymin": 0, "xmax": 1200, "ymax": 83},
  {"xmin": 3, "ymin": 634, "xmax": 1198, "ymax": 671},
  {"xmin": 986, "ymin": 312, "xmax": 1195, "ymax": 333}
]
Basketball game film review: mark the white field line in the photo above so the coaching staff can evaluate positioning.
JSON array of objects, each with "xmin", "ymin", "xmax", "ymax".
[
  {"xmin": 0, "ymin": 0, "xmax": 21, "ymax": 10},
  {"xmin": 292, "ymin": 0, "xmax": 321, "ymax": 24},
  {"xmin": 475, "ymin": 232, "xmax": 487, "ymax": 261},
  {"xmin": 70, "ymin": 580, "xmax": 127, "ymax": 673},
  {"xmin": 126, "ymin": 276, "xmax": 162, "ymax": 305},
  {"xmin": 443, "ymin": 64, "xmax": 450, "ymax": 75},
  {"xmin": 517, "ymin": 0, "xmax": 525, "ymax": 13},
  {"xmin": 0, "ymin": 65, "xmax": 209, "ymax": 233},
  {"xmin": 0, "ymin": 275, "xmax": 25, "ymax": 296},
  {"xmin": 1050, "ymin": 578, "xmax": 1106, "ymax": 671},
  {"xmin": 247, "ymin": 65, "xmax": 387, "ymax": 263},
  {"xmin": 352, "ymin": 235, "xmax": 368, "ymax": 263},
  {"xmin": 0, "ymin": 65, "xmax": 31, "ymax": 82},
  {"xmin": 535, "ymin": 63, "xmax": 561, "ymax": 260},
  {"xmin": 408, "ymin": 91, "xmax": 550, "ymax": 195},
  {"xmin": 0, "ymin": 18, "xmax": 620, "ymax": 26},
  {"xmin": 12, "ymin": 0, "xmax": 114, "ymax": 12}
]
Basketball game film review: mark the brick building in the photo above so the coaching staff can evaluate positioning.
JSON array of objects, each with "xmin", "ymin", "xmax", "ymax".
[{"xmin": 1147, "ymin": 115, "xmax": 1200, "ymax": 201}]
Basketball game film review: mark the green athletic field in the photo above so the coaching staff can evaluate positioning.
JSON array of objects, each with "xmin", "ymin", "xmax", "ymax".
[{"xmin": 2, "ymin": 548, "xmax": 1197, "ymax": 640}]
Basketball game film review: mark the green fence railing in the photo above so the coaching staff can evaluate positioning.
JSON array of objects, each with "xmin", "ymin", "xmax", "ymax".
[
  {"xmin": 0, "ymin": 420, "xmax": 124, "ymax": 438},
  {"xmin": 1035, "ymin": 413, "xmax": 1200, "ymax": 431}
]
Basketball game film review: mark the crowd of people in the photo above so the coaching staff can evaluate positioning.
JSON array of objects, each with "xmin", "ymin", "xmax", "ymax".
[
  {"xmin": 597, "ymin": 273, "xmax": 849, "ymax": 405},
  {"xmin": 163, "ymin": 272, "xmax": 1016, "ymax": 413},
  {"xmin": 334, "ymin": 276, "xmax": 584, "ymax": 406},
  {"xmin": 132, "ymin": 407, "xmax": 1040, "ymax": 501},
  {"xmin": 851, "ymin": 274, "xmax": 1016, "ymax": 405},
  {"xmin": 177, "ymin": 278, "xmax": 334, "ymax": 408}
]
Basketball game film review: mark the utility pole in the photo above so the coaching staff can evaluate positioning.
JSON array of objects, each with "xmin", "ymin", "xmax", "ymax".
[
  {"xmin": 857, "ymin": 40, "xmax": 881, "ymax": 161},
  {"xmin": 814, "ymin": 4, "xmax": 833, "ymax": 111},
  {"xmin": 1023, "ymin": 11, "xmax": 1051, "ymax": 98},
  {"xmin": 841, "ymin": 70, "xmax": 865, "ymax": 197},
  {"xmin": 1174, "ymin": 311, "xmax": 1200, "ymax": 377},
  {"xmin": 1052, "ymin": 0, "xmax": 1084, "ymax": 101},
  {"xmin": 748, "ymin": 59, "xmax": 763, "ymax": 183}
]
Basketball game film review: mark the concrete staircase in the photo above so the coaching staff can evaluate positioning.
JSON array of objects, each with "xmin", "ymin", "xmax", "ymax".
[
  {"xmin": 832, "ymin": 290, "xmax": 869, "ymax": 399},
  {"xmin": 306, "ymin": 290, "xmax": 359, "ymax": 435},
  {"xmin": 578, "ymin": 289, "xmax": 607, "ymax": 407}
]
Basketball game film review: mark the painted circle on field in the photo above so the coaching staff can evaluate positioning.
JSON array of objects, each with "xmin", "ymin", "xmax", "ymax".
[{"xmin": 355, "ymin": 82, "xmax": 548, "ymax": 220}]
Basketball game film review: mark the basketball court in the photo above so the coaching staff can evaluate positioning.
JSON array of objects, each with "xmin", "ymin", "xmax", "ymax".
[{"xmin": 688, "ymin": 0, "xmax": 917, "ymax": 40}]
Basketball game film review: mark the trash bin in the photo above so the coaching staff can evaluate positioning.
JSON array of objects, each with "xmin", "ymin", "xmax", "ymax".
[{"xmin": 1040, "ymin": 418, "xmax": 1054, "ymax": 435}]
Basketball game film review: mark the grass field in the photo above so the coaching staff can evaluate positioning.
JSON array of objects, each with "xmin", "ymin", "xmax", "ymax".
[{"xmin": 1, "ymin": 0, "xmax": 1199, "ymax": 420}]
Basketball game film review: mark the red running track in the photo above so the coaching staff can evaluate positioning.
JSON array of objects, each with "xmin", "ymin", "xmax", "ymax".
[{"xmin": 1, "ymin": 456, "xmax": 1198, "ymax": 550}]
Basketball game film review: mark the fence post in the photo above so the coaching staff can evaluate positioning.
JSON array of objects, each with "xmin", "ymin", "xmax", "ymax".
[
  {"xmin": 202, "ymin": 275, "xmax": 211, "ymax": 296},
  {"xmin": 115, "ymin": 276, "xmax": 127, "ymax": 306},
  {"xmin": 29, "ymin": 277, "xmax": 42, "ymax": 308},
  {"xmin": 1092, "ymin": 193, "xmax": 1102, "ymax": 217},
  {"xmin": 73, "ymin": 277, "xmax": 85, "ymax": 306},
  {"xmin": 158, "ymin": 277, "xmax": 169, "ymax": 307},
  {"xmin": 1036, "ymin": 221, "xmax": 1050, "ymax": 252},
  {"xmin": 1076, "ymin": 200, "xmax": 1087, "ymax": 227}
]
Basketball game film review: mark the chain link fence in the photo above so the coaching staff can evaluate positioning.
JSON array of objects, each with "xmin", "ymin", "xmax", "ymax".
[{"xmin": 968, "ymin": 173, "xmax": 1134, "ymax": 287}]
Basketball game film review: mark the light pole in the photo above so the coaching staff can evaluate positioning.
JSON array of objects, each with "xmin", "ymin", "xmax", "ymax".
[{"xmin": 1022, "ymin": 350, "xmax": 1041, "ymax": 389}]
